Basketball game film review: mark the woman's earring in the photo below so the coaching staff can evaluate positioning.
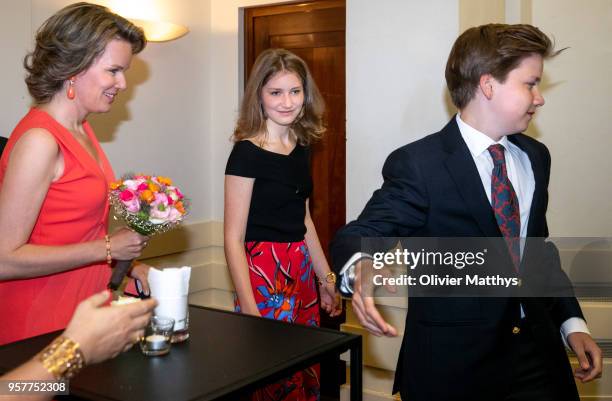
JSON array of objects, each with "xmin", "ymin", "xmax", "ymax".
[{"xmin": 67, "ymin": 77, "xmax": 75, "ymax": 100}]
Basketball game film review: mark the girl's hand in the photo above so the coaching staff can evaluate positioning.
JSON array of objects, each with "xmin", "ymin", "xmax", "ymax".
[{"xmin": 320, "ymin": 280, "xmax": 342, "ymax": 317}]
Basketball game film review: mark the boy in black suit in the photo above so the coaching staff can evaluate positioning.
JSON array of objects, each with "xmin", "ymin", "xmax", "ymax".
[{"xmin": 331, "ymin": 24, "xmax": 602, "ymax": 401}]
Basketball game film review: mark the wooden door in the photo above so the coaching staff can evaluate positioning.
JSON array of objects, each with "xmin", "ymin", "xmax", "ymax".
[{"xmin": 245, "ymin": 0, "xmax": 346, "ymax": 263}]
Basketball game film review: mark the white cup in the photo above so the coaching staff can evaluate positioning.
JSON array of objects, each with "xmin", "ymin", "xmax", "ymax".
[{"xmin": 154, "ymin": 295, "xmax": 189, "ymax": 342}]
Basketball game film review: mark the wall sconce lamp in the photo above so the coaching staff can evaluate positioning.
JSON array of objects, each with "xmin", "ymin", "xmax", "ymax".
[
  {"xmin": 107, "ymin": 0, "xmax": 188, "ymax": 42},
  {"xmin": 129, "ymin": 18, "xmax": 189, "ymax": 42}
]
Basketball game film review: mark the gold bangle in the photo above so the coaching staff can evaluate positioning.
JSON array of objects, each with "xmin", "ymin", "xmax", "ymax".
[
  {"xmin": 317, "ymin": 271, "xmax": 337, "ymax": 285},
  {"xmin": 104, "ymin": 235, "xmax": 112, "ymax": 266},
  {"xmin": 38, "ymin": 336, "xmax": 85, "ymax": 380}
]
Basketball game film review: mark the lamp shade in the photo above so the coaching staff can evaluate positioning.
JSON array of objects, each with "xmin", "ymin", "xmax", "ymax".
[{"xmin": 130, "ymin": 18, "xmax": 189, "ymax": 42}]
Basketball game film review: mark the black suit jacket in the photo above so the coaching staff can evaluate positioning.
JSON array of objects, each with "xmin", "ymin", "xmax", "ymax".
[{"xmin": 330, "ymin": 117, "xmax": 582, "ymax": 401}]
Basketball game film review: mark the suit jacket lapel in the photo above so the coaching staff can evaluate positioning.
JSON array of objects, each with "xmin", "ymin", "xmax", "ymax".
[{"xmin": 441, "ymin": 117, "xmax": 502, "ymax": 238}]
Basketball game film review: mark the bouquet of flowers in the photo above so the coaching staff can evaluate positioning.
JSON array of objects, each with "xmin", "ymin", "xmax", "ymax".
[
  {"xmin": 109, "ymin": 174, "xmax": 188, "ymax": 235},
  {"xmin": 107, "ymin": 174, "xmax": 189, "ymax": 291}
]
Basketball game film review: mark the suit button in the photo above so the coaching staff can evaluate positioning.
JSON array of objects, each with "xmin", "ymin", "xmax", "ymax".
[{"xmin": 512, "ymin": 326, "xmax": 521, "ymax": 335}]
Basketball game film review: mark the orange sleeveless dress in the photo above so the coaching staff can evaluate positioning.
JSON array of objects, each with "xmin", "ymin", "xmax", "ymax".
[{"xmin": 0, "ymin": 108, "xmax": 115, "ymax": 345}]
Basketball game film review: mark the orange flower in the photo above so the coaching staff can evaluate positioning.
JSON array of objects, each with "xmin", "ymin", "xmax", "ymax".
[
  {"xmin": 109, "ymin": 181, "xmax": 122, "ymax": 190},
  {"xmin": 175, "ymin": 201, "xmax": 186, "ymax": 214},
  {"xmin": 148, "ymin": 182, "xmax": 160, "ymax": 192},
  {"xmin": 140, "ymin": 189, "xmax": 155, "ymax": 203},
  {"xmin": 157, "ymin": 176, "xmax": 173, "ymax": 186}
]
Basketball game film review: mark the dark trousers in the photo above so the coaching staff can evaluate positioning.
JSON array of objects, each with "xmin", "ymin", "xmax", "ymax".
[{"xmin": 504, "ymin": 322, "xmax": 558, "ymax": 401}]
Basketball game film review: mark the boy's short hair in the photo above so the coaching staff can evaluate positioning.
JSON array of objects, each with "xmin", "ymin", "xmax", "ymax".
[{"xmin": 445, "ymin": 23, "xmax": 559, "ymax": 109}]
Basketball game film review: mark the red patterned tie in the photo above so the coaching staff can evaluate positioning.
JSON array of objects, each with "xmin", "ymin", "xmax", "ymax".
[{"xmin": 488, "ymin": 144, "xmax": 521, "ymax": 270}]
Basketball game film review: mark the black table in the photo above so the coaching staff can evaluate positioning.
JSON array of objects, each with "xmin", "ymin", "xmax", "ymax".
[{"xmin": 0, "ymin": 305, "xmax": 362, "ymax": 401}]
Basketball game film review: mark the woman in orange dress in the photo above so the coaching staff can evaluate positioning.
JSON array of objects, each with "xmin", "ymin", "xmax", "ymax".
[{"xmin": 0, "ymin": 3, "xmax": 150, "ymax": 345}]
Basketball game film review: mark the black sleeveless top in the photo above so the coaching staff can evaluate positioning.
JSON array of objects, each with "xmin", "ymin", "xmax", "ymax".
[{"xmin": 225, "ymin": 140, "xmax": 312, "ymax": 242}]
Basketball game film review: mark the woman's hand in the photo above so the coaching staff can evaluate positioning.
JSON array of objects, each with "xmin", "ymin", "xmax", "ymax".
[
  {"xmin": 319, "ymin": 281, "xmax": 342, "ymax": 317},
  {"xmin": 128, "ymin": 262, "xmax": 151, "ymax": 295},
  {"xmin": 109, "ymin": 228, "xmax": 148, "ymax": 260},
  {"xmin": 63, "ymin": 290, "xmax": 157, "ymax": 364}
]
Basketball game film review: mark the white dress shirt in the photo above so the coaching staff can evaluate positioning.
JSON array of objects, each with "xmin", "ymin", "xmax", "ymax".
[{"xmin": 456, "ymin": 114, "xmax": 534, "ymax": 238}]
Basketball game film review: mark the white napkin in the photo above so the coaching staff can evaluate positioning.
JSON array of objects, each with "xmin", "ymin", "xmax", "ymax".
[{"xmin": 148, "ymin": 266, "xmax": 192, "ymax": 331}]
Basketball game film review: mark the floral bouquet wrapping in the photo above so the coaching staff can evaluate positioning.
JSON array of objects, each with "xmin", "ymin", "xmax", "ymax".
[{"xmin": 107, "ymin": 174, "xmax": 189, "ymax": 290}]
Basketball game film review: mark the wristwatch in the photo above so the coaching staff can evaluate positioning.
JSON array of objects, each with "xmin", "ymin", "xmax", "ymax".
[
  {"xmin": 324, "ymin": 271, "xmax": 337, "ymax": 284},
  {"xmin": 318, "ymin": 271, "xmax": 337, "ymax": 285}
]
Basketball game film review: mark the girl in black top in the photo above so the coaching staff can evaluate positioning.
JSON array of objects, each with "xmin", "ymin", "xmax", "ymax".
[{"xmin": 224, "ymin": 49, "xmax": 341, "ymax": 401}]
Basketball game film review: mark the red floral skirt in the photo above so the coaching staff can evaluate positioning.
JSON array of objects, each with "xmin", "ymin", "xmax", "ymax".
[{"xmin": 235, "ymin": 240, "xmax": 320, "ymax": 401}]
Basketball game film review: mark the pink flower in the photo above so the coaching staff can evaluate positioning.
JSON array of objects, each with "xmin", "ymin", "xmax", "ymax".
[
  {"xmin": 167, "ymin": 207, "xmax": 182, "ymax": 222},
  {"xmin": 147, "ymin": 192, "xmax": 171, "ymax": 221},
  {"xmin": 167, "ymin": 189, "xmax": 179, "ymax": 203},
  {"xmin": 137, "ymin": 182, "xmax": 149, "ymax": 191},
  {"xmin": 119, "ymin": 189, "xmax": 135, "ymax": 202},
  {"xmin": 150, "ymin": 204, "xmax": 170, "ymax": 220},
  {"xmin": 152, "ymin": 192, "xmax": 169, "ymax": 206},
  {"xmin": 122, "ymin": 180, "xmax": 140, "ymax": 191},
  {"xmin": 117, "ymin": 190, "xmax": 140, "ymax": 213},
  {"xmin": 168, "ymin": 186, "xmax": 184, "ymax": 200},
  {"xmin": 123, "ymin": 197, "xmax": 141, "ymax": 213}
]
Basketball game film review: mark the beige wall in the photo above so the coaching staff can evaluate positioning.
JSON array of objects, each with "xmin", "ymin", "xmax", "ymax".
[
  {"xmin": 0, "ymin": 2, "xmax": 32, "ymax": 142},
  {"xmin": 460, "ymin": 0, "xmax": 505, "ymax": 30},
  {"xmin": 346, "ymin": 0, "xmax": 459, "ymax": 219},
  {"xmin": 208, "ymin": 0, "xmax": 277, "ymax": 220},
  {"xmin": 530, "ymin": 0, "xmax": 612, "ymax": 236}
]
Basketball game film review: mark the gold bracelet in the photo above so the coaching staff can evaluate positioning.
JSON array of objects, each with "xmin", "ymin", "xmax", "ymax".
[
  {"xmin": 317, "ymin": 271, "xmax": 337, "ymax": 285},
  {"xmin": 104, "ymin": 235, "xmax": 112, "ymax": 266},
  {"xmin": 38, "ymin": 336, "xmax": 85, "ymax": 380}
]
